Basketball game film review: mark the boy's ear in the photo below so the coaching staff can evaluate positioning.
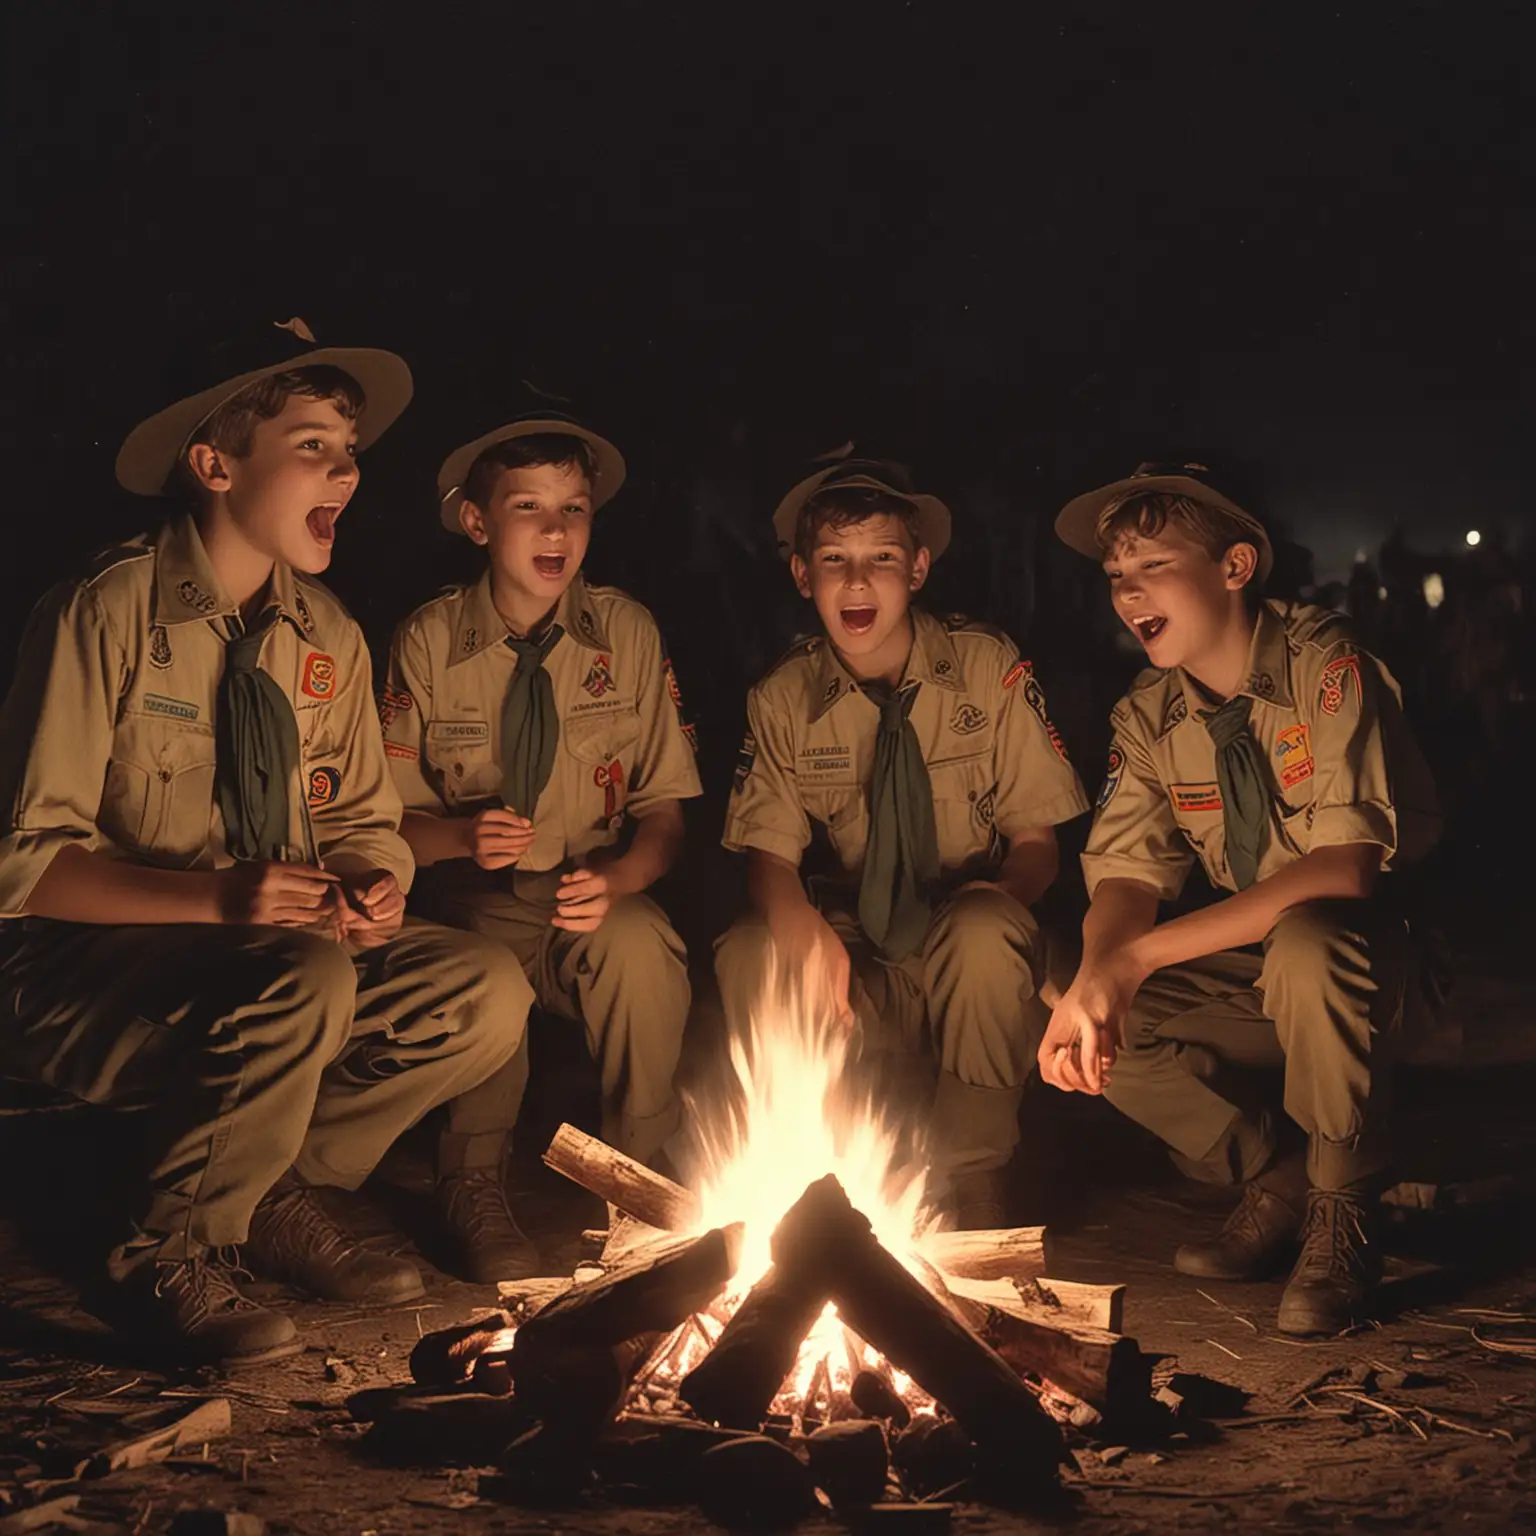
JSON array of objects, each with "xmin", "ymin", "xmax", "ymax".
[
  {"xmin": 185, "ymin": 443, "xmax": 233, "ymax": 493},
  {"xmin": 459, "ymin": 500, "xmax": 491, "ymax": 546},
  {"xmin": 1223, "ymin": 540, "xmax": 1259, "ymax": 591},
  {"xmin": 910, "ymin": 546, "xmax": 932, "ymax": 592},
  {"xmin": 790, "ymin": 553, "xmax": 813, "ymax": 599}
]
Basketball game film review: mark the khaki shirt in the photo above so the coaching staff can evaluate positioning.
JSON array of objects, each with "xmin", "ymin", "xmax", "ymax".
[
  {"xmin": 0, "ymin": 515, "xmax": 411, "ymax": 917},
  {"xmin": 1082, "ymin": 600, "xmax": 1441, "ymax": 900},
  {"xmin": 381, "ymin": 572, "xmax": 702, "ymax": 874},
  {"xmin": 723, "ymin": 609, "xmax": 1090, "ymax": 883}
]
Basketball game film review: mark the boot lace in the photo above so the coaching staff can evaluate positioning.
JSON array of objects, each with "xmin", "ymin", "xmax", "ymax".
[
  {"xmin": 152, "ymin": 1252, "xmax": 262, "ymax": 1325},
  {"xmin": 252, "ymin": 1185, "xmax": 361, "ymax": 1270},
  {"xmin": 1217, "ymin": 1180, "xmax": 1280, "ymax": 1250},
  {"xmin": 441, "ymin": 1168, "xmax": 525, "ymax": 1247},
  {"xmin": 1291, "ymin": 1190, "xmax": 1371, "ymax": 1287}
]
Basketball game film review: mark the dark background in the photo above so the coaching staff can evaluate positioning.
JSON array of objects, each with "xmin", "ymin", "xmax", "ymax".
[{"xmin": 3, "ymin": 0, "xmax": 1531, "ymax": 947}]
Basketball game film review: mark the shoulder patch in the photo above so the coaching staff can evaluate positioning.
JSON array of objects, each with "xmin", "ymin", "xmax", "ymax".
[
  {"xmin": 1097, "ymin": 746, "xmax": 1125, "ymax": 809},
  {"xmin": 1319, "ymin": 652, "xmax": 1362, "ymax": 717},
  {"xmin": 378, "ymin": 686, "xmax": 415, "ymax": 732},
  {"xmin": 1013, "ymin": 660, "xmax": 1070, "ymax": 760},
  {"xmin": 733, "ymin": 730, "xmax": 757, "ymax": 794}
]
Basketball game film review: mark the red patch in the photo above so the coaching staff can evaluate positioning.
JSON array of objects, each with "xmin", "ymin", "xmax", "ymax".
[
  {"xmin": 1002, "ymin": 660, "xmax": 1028, "ymax": 691},
  {"xmin": 1281, "ymin": 758, "xmax": 1315, "ymax": 788},
  {"xmin": 1319, "ymin": 653, "xmax": 1362, "ymax": 717},
  {"xmin": 594, "ymin": 758, "xmax": 626, "ymax": 820},
  {"xmin": 664, "ymin": 659, "xmax": 684, "ymax": 713},
  {"xmin": 384, "ymin": 742, "xmax": 419, "ymax": 761},
  {"xmin": 301, "ymin": 652, "xmax": 337, "ymax": 699},
  {"xmin": 377, "ymin": 686, "xmax": 414, "ymax": 732},
  {"xmin": 1170, "ymin": 782, "xmax": 1223, "ymax": 813}
]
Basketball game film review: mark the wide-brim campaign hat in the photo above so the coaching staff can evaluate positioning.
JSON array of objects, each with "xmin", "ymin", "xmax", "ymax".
[
  {"xmin": 771, "ymin": 458, "xmax": 952, "ymax": 562},
  {"xmin": 1055, "ymin": 462, "xmax": 1274, "ymax": 582},
  {"xmin": 115, "ymin": 317, "xmax": 413, "ymax": 497},
  {"xmin": 438, "ymin": 415, "xmax": 626, "ymax": 533}
]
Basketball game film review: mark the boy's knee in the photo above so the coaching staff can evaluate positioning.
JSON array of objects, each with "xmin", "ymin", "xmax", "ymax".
[
  {"xmin": 1265, "ymin": 898, "xmax": 1383, "ymax": 988},
  {"xmin": 926, "ymin": 888, "xmax": 1038, "ymax": 994},
  {"xmin": 589, "ymin": 896, "xmax": 684, "ymax": 969},
  {"xmin": 257, "ymin": 932, "xmax": 357, "ymax": 1047}
]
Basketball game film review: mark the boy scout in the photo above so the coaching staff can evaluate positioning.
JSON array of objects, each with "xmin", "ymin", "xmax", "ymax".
[
  {"xmin": 1042, "ymin": 463, "xmax": 1441, "ymax": 1334},
  {"xmin": 717, "ymin": 459, "xmax": 1090, "ymax": 1228},
  {"xmin": 383, "ymin": 415, "xmax": 702, "ymax": 1277},
  {"xmin": 0, "ymin": 322, "xmax": 529, "ymax": 1363}
]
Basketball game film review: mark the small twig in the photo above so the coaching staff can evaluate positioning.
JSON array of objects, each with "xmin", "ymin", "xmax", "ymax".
[
  {"xmin": 100, "ymin": 1376, "xmax": 142, "ymax": 1400},
  {"xmin": 1195, "ymin": 1288, "xmax": 1260, "ymax": 1333},
  {"xmin": 132, "ymin": 1501, "xmax": 153, "ymax": 1536},
  {"xmin": 1204, "ymin": 1338, "xmax": 1244, "ymax": 1361},
  {"xmin": 302, "ymin": 1301, "xmax": 441, "ymax": 1330}
]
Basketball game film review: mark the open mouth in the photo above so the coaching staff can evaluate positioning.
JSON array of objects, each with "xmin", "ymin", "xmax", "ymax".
[
  {"xmin": 840, "ymin": 606, "xmax": 877, "ymax": 635},
  {"xmin": 532, "ymin": 553, "xmax": 567, "ymax": 580},
  {"xmin": 1128, "ymin": 613, "xmax": 1168, "ymax": 646},
  {"xmin": 306, "ymin": 504, "xmax": 341, "ymax": 544}
]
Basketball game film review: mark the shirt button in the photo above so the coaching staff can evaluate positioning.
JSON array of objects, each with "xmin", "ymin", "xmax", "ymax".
[{"xmin": 158, "ymin": 768, "xmax": 172, "ymax": 783}]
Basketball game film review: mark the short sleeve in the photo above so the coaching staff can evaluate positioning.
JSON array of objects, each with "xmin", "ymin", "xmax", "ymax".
[
  {"xmin": 1080, "ymin": 708, "xmax": 1194, "ymax": 900},
  {"xmin": 380, "ymin": 620, "xmax": 444, "ymax": 815},
  {"xmin": 990, "ymin": 655, "xmax": 1092, "ymax": 837},
  {"xmin": 0, "ymin": 583, "xmax": 124, "ymax": 916},
  {"xmin": 720, "ymin": 687, "xmax": 811, "ymax": 865},
  {"xmin": 625, "ymin": 619, "xmax": 703, "ymax": 815}
]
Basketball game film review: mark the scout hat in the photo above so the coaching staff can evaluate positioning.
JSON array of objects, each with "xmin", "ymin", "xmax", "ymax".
[
  {"xmin": 772, "ymin": 456, "xmax": 953, "ymax": 562},
  {"xmin": 115, "ymin": 317, "xmax": 414, "ymax": 496},
  {"xmin": 1055, "ymin": 461, "xmax": 1274, "ymax": 582},
  {"xmin": 437, "ymin": 413, "xmax": 626, "ymax": 533}
]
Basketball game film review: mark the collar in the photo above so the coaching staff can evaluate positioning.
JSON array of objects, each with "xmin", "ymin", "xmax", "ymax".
[
  {"xmin": 153, "ymin": 515, "xmax": 313, "ymax": 638},
  {"xmin": 1177, "ymin": 602, "xmax": 1294, "ymax": 718},
  {"xmin": 449, "ymin": 570, "xmax": 611, "ymax": 667},
  {"xmin": 808, "ymin": 609, "xmax": 963, "ymax": 723}
]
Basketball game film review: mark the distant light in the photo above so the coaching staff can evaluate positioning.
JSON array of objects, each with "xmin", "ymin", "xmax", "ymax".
[
  {"xmin": 1465, "ymin": 529, "xmax": 1482, "ymax": 547},
  {"xmin": 1423, "ymin": 573, "xmax": 1444, "ymax": 610},
  {"xmin": 1377, "ymin": 586, "xmax": 1388, "ymax": 601},
  {"xmin": 1354, "ymin": 547, "xmax": 1369, "ymax": 564}
]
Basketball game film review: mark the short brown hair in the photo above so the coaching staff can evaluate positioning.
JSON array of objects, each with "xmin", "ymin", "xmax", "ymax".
[
  {"xmin": 793, "ymin": 486, "xmax": 921, "ymax": 562},
  {"xmin": 188, "ymin": 364, "xmax": 366, "ymax": 461},
  {"xmin": 1095, "ymin": 491, "xmax": 1256, "ymax": 564},
  {"xmin": 463, "ymin": 432, "xmax": 597, "ymax": 511}
]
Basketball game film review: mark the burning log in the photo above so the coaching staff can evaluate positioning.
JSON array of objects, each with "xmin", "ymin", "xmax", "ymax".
[
  {"xmin": 985, "ymin": 1310, "xmax": 1150, "ymax": 1413},
  {"xmin": 510, "ymin": 1330, "xmax": 667, "ymax": 1439},
  {"xmin": 772, "ymin": 1176, "xmax": 1061, "ymax": 1475},
  {"xmin": 922, "ymin": 1226, "xmax": 1045, "ymax": 1282},
  {"xmin": 543, "ymin": 1122, "xmax": 701, "ymax": 1230},
  {"xmin": 493, "ymin": 1276, "xmax": 574, "ymax": 1314},
  {"xmin": 409, "ymin": 1309, "xmax": 515, "ymax": 1387}
]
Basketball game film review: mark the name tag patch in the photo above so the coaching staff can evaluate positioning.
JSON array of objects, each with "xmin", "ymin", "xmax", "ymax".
[
  {"xmin": 301, "ymin": 652, "xmax": 337, "ymax": 699},
  {"xmin": 429, "ymin": 721, "xmax": 490, "ymax": 744},
  {"xmin": 144, "ymin": 693, "xmax": 199, "ymax": 722},
  {"xmin": 1274, "ymin": 723, "xmax": 1315, "ymax": 788},
  {"xmin": 800, "ymin": 745, "xmax": 852, "ymax": 776},
  {"xmin": 1170, "ymin": 782, "xmax": 1223, "ymax": 813}
]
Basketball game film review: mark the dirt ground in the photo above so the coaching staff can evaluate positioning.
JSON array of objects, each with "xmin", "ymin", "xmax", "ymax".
[{"xmin": 1, "ymin": 955, "xmax": 1533, "ymax": 1536}]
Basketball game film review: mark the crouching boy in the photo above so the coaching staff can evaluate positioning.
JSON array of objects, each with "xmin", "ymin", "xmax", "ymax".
[
  {"xmin": 0, "ymin": 323, "xmax": 529, "ymax": 1363},
  {"xmin": 383, "ymin": 416, "xmax": 702, "ymax": 1279},
  {"xmin": 1042, "ymin": 463, "xmax": 1441, "ymax": 1334},
  {"xmin": 717, "ymin": 459, "xmax": 1090, "ymax": 1227}
]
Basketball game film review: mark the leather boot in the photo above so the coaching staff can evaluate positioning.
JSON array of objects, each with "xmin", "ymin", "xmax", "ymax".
[
  {"xmin": 438, "ymin": 1168, "xmax": 542, "ymax": 1285},
  {"xmin": 1278, "ymin": 1189, "xmax": 1381, "ymax": 1336},
  {"xmin": 1174, "ymin": 1151, "xmax": 1308, "ymax": 1280},
  {"xmin": 246, "ymin": 1175, "xmax": 424, "ymax": 1305},
  {"xmin": 103, "ymin": 1239, "xmax": 300, "ymax": 1364}
]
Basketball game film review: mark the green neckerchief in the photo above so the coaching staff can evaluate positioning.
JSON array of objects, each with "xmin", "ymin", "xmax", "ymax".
[
  {"xmin": 858, "ymin": 680, "xmax": 940, "ymax": 961},
  {"xmin": 500, "ymin": 623, "xmax": 565, "ymax": 816},
  {"xmin": 1199, "ymin": 693, "xmax": 1269, "ymax": 889},
  {"xmin": 215, "ymin": 607, "xmax": 300, "ymax": 862}
]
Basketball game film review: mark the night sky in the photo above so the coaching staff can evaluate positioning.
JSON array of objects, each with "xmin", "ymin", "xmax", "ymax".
[{"xmin": 4, "ymin": 0, "xmax": 1531, "ymax": 654}]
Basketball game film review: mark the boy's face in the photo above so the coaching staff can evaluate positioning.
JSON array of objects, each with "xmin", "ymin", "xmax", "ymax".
[
  {"xmin": 461, "ymin": 460, "xmax": 593, "ymax": 616},
  {"xmin": 1102, "ymin": 523, "xmax": 1256, "ymax": 670},
  {"xmin": 198, "ymin": 393, "xmax": 360, "ymax": 575},
  {"xmin": 791, "ymin": 513, "xmax": 930, "ymax": 670}
]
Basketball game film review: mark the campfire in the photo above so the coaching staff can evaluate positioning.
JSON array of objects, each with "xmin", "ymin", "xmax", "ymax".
[{"xmin": 399, "ymin": 965, "xmax": 1152, "ymax": 1517}]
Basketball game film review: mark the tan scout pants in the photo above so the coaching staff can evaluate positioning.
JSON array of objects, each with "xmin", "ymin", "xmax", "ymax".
[
  {"xmin": 714, "ymin": 887, "xmax": 1048, "ymax": 1181},
  {"xmin": 0, "ymin": 917, "xmax": 527, "ymax": 1254},
  {"xmin": 1103, "ymin": 897, "xmax": 1410, "ymax": 1191},
  {"xmin": 410, "ymin": 867, "xmax": 689, "ymax": 1165}
]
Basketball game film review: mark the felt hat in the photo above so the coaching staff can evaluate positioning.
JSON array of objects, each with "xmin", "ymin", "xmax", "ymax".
[
  {"xmin": 437, "ymin": 414, "xmax": 626, "ymax": 533},
  {"xmin": 771, "ymin": 457, "xmax": 952, "ymax": 562},
  {"xmin": 115, "ymin": 317, "xmax": 413, "ymax": 496},
  {"xmin": 1055, "ymin": 461, "xmax": 1274, "ymax": 582}
]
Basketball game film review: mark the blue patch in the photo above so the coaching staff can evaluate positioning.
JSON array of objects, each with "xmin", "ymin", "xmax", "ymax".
[
  {"xmin": 1096, "ymin": 746, "xmax": 1125, "ymax": 810},
  {"xmin": 144, "ymin": 693, "xmax": 199, "ymax": 722}
]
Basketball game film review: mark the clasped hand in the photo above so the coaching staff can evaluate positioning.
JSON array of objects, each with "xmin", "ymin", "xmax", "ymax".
[{"xmin": 1037, "ymin": 961, "xmax": 1140, "ymax": 1095}]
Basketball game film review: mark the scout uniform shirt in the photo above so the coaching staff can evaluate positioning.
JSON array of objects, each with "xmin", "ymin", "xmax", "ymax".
[
  {"xmin": 380, "ymin": 572, "xmax": 702, "ymax": 870},
  {"xmin": 723, "ymin": 610, "xmax": 1090, "ymax": 887},
  {"xmin": 0, "ymin": 515, "xmax": 411, "ymax": 916},
  {"xmin": 1082, "ymin": 600, "xmax": 1441, "ymax": 900}
]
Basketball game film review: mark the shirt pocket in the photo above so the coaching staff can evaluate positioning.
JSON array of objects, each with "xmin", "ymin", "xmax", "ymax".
[
  {"xmin": 104, "ymin": 718, "xmax": 216, "ymax": 867},
  {"xmin": 801, "ymin": 786, "xmax": 868, "ymax": 872},
  {"xmin": 564, "ymin": 711, "xmax": 642, "ymax": 835},
  {"xmin": 927, "ymin": 751, "xmax": 994, "ymax": 865},
  {"xmin": 426, "ymin": 719, "xmax": 497, "ymax": 805}
]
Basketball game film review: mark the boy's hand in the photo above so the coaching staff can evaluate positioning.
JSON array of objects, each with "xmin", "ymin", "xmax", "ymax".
[
  {"xmin": 553, "ymin": 868, "xmax": 618, "ymax": 932},
  {"xmin": 470, "ymin": 808, "xmax": 537, "ymax": 870},
  {"xmin": 217, "ymin": 860, "xmax": 339, "ymax": 927},
  {"xmin": 335, "ymin": 870, "xmax": 406, "ymax": 949},
  {"xmin": 1038, "ymin": 966, "xmax": 1137, "ymax": 1095},
  {"xmin": 771, "ymin": 905, "xmax": 855, "ymax": 1028}
]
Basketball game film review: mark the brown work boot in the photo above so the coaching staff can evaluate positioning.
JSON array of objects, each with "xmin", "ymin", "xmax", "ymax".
[
  {"xmin": 1277, "ymin": 1189, "xmax": 1381, "ymax": 1337},
  {"xmin": 438, "ymin": 1168, "xmax": 542, "ymax": 1285},
  {"xmin": 1174, "ymin": 1159, "xmax": 1307, "ymax": 1280},
  {"xmin": 105, "ymin": 1246, "xmax": 300, "ymax": 1364},
  {"xmin": 246, "ymin": 1177, "xmax": 424, "ymax": 1305}
]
